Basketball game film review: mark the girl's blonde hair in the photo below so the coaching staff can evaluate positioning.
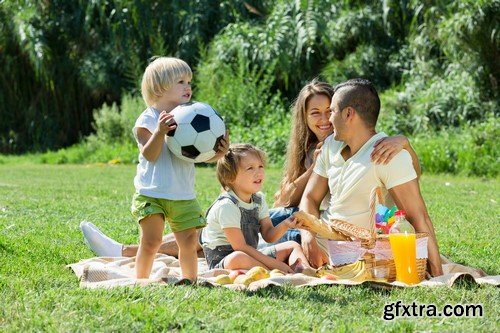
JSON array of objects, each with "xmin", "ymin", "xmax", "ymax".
[
  {"xmin": 141, "ymin": 57, "xmax": 192, "ymax": 106},
  {"xmin": 217, "ymin": 143, "xmax": 267, "ymax": 191},
  {"xmin": 277, "ymin": 79, "xmax": 334, "ymax": 200}
]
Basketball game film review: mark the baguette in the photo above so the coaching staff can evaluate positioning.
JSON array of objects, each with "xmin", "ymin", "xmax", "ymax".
[
  {"xmin": 293, "ymin": 211, "xmax": 348, "ymax": 240},
  {"xmin": 328, "ymin": 219, "xmax": 374, "ymax": 242}
]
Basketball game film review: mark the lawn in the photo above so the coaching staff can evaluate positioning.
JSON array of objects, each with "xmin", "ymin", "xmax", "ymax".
[{"xmin": 0, "ymin": 164, "xmax": 498, "ymax": 332}]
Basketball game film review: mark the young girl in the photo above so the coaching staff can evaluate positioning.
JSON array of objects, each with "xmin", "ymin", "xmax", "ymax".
[
  {"xmin": 132, "ymin": 57, "xmax": 227, "ymax": 281},
  {"xmin": 200, "ymin": 144, "xmax": 310, "ymax": 272}
]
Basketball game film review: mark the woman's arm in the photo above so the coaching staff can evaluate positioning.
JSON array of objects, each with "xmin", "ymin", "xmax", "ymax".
[
  {"xmin": 224, "ymin": 228, "xmax": 293, "ymax": 273},
  {"xmin": 371, "ymin": 135, "xmax": 421, "ymax": 179},
  {"xmin": 274, "ymin": 142, "xmax": 324, "ymax": 207},
  {"xmin": 273, "ymin": 167, "xmax": 314, "ymax": 207}
]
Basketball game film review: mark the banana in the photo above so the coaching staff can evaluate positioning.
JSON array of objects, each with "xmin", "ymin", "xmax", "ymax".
[
  {"xmin": 332, "ymin": 261, "xmax": 363, "ymax": 280},
  {"xmin": 350, "ymin": 261, "xmax": 369, "ymax": 282}
]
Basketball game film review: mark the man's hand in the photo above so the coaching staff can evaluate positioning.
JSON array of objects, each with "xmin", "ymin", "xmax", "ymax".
[
  {"xmin": 281, "ymin": 216, "xmax": 303, "ymax": 229},
  {"xmin": 301, "ymin": 231, "xmax": 328, "ymax": 268}
]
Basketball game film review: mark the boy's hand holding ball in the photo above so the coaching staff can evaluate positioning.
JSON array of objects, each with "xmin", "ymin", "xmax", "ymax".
[{"xmin": 158, "ymin": 111, "xmax": 177, "ymax": 135}]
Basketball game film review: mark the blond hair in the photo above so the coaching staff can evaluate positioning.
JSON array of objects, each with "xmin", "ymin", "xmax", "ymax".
[
  {"xmin": 278, "ymin": 79, "xmax": 334, "ymax": 198},
  {"xmin": 217, "ymin": 143, "xmax": 267, "ymax": 191},
  {"xmin": 141, "ymin": 57, "xmax": 192, "ymax": 106}
]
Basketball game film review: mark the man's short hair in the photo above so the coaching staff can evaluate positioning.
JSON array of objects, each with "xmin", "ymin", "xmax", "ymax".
[{"xmin": 334, "ymin": 78, "xmax": 380, "ymax": 128}]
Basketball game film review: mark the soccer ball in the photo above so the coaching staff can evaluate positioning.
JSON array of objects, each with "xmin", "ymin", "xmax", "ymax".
[{"xmin": 166, "ymin": 101, "xmax": 226, "ymax": 163}]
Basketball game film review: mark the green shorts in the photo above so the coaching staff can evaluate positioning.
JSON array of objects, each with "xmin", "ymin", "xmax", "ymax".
[{"xmin": 131, "ymin": 193, "xmax": 206, "ymax": 233}]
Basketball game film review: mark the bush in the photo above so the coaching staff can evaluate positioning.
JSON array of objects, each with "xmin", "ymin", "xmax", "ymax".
[
  {"xmin": 195, "ymin": 55, "xmax": 290, "ymax": 163},
  {"xmin": 35, "ymin": 94, "xmax": 142, "ymax": 164},
  {"xmin": 379, "ymin": 69, "xmax": 498, "ymax": 135},
  {"xmin": 412, "ymin": 115, "xmax": 499, "ymax": 177}
]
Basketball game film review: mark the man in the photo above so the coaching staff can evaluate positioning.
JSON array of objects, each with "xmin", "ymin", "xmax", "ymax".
[{"xmin": 299, "ymin": 78, "xmax": 443, "ymax": 277}]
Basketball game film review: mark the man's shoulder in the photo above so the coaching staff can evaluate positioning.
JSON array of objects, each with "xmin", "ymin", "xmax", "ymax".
[{"xmin": 323, "ymin": 135, "xmax": 344, "ymax": 151}]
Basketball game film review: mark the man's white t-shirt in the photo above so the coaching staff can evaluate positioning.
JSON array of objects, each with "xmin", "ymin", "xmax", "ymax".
[
  {"xmin": 201, "ymin": 191, "xmax": 269, "ymax": 250},
  {"xmin": 314, "ymin": 132, "xmax": 417, "ymax": 230},
  {"xmin": 133, "ymin": 107, "xmax": 196, "ymax": 200}
]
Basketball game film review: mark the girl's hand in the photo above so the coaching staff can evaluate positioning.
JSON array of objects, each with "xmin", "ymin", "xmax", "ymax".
[
  {"xmin": 158, "ymin": 111, "xmax": 177, "ymax": 135},
  {"xmin": 371, "ymin": 135, "xmax": 408, "ymax": 164},
  {"xmin": 283, "ymin": 216, "xmax": 307, "ymax": 230},
  {"xmin": 210, "ymin": 131, "xmax": 230, "ymax": 161}
]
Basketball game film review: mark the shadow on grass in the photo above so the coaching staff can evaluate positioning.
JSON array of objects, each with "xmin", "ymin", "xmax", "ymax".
[
  {"xmin": 246, "ymin": 282, "xmax": 390, "ymax": 305},
  {"xmin": 0, "ymin": 241, "xmax": 14, "ymax": 254},
  {"xmin": 451, "ymin": 274, "xmax": 482, "ymax": 290}
]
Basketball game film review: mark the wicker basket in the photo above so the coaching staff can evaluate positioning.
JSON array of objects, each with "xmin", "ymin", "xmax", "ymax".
[{"xmin": 337, "ymin": 187, "xmax": 428, "ymax": 282}]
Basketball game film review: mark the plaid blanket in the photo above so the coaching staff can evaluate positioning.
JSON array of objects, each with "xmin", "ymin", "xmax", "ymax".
[{"xmin": 67, "ymin": 254, "xmax": 499, "ymax": 290}]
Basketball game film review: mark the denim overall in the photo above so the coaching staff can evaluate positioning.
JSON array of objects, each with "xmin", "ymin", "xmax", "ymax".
[{"xmin": 201, "ymin": 193, "xmax": 275, "ymax": 269}]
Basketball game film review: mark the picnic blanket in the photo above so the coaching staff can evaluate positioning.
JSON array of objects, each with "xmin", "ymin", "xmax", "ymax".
[{"xmin": 67, "ymin": 254, "xmax": 499, "ymax": 290}]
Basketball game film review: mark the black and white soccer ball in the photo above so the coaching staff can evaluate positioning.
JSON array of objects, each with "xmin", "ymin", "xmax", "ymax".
[{"xmin": 166, "ymin": 101, "xmax": 225, "ymax": 163}]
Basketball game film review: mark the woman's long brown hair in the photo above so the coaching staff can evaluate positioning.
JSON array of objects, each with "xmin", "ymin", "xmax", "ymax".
[{"xmin": 276, "ymin": 79, "xmax": 334, "ymax": 201}]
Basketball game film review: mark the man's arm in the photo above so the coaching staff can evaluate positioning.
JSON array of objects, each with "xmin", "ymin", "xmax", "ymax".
[
  {"xmin": 298, "ymin": 172, "xmax": 330, "ymax": 268},
  {"xmin": 388, "ymin": 179, "xmax": 443, "ymax": 276}
]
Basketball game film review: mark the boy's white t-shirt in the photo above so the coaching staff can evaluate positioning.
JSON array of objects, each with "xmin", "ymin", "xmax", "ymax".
[
  {"xmin": 201, "ymin": 190, "xmax": 269, "ymax": 250},
  {"xmin": 314, "ymin": 132, "xmax": 417, "ymax": 230},
  {"xmin": 133, "ymin": 107, "xmax": 196, "ymax": 200}
]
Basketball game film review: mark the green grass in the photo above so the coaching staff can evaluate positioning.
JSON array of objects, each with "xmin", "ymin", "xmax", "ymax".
[{"xmin": 0, "ymin": 164, "xmax": 498, "ymax": 332}]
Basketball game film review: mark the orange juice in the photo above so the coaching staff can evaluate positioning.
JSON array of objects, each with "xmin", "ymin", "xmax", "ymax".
[{"xmin": 389, "ymin": 233, "xmax": 420, "ymax": 285}]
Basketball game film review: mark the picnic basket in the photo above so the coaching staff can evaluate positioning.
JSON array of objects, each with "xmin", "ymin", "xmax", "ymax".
[{"xmin": 294, "ymin": 187, "xmax": 428, "ymax": 282}]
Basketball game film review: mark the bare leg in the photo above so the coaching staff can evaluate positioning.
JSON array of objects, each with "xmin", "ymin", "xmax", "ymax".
[
  {"xmin": 173, "ymin": 228, "xmax": 199, "ymax": 281},
  {"xmin": 274, "ymin": 241, "xmax": 312, "ymax": 272},
  {"xmin": 136, "ymin": 214, "xmax": 164, "ymax": 278},
  {"xmin": 223, "ymin": 251, "xmax": 268, "ymax": 270},
  {"xmin": 123, "ymin": 231, "xmax": 203, "ymax": 258}
]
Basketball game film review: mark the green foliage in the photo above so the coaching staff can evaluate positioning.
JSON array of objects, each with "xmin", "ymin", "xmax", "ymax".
[
  {"xmin": 379, "ymin": 70, "xmax": 497, "ymax": 134},
  {"xmin": 196, "ymin": 56, "xmax": 290, "ymax": 164},
  {"xmin": 437, "ymin": 0, "xmax": 499, "ymax": 99},
  {"xmin": 32, "ymin": 94, "xmax": 141, "ymax": 164},
  {"xmin": 201, "ymin": 0, "xmax": 334, "ymax": 96},
  {"xmin": 412, "ymin": 115, "xmax": 499, "ymax": 177}
]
